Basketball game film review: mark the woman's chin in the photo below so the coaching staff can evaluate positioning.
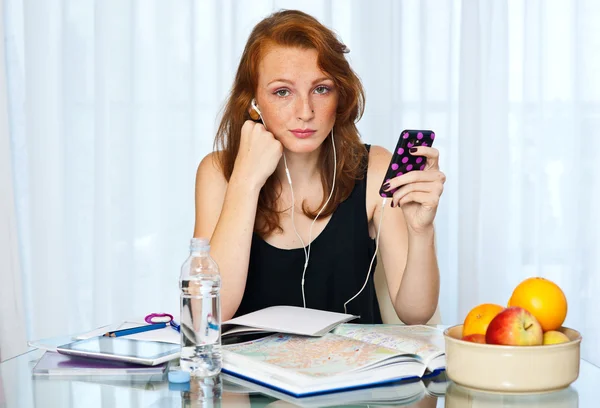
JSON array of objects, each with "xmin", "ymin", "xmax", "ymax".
[{"xmin": 281, "ymin": 137, "xmax": 325, "ymax": 154}]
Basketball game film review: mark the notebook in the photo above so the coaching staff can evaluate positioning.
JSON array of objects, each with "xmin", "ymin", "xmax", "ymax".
[
  {"xmin": 221, "ymin": 324, "xmax": 446, "ymax": 398},
  {"xmin": 220, "ymin": 306, "xmax": 357, "ymax": 338},
  {"xmin": 73, "ymin": 306, "xmax": 356, "ymax": 345},
  {"xmin": 76, "ymin": 321, "xmax": 180, "ymax": 344},
  {"xmin": 32, "ymin": 351, "xmax": 168, "ymax": 377}
]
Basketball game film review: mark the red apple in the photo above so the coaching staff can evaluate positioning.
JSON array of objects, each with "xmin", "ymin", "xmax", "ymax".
[
  {"xmin": 462, "ymin": 333, "xmax": 486, "ymax": 344},
  {"xmin": 485, "ymin": 306, "xmax": 543, "ymax": 346}
]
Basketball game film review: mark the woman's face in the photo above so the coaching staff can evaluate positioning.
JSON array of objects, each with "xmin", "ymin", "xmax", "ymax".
[{"xmin": 254, "ymin": 45, "xmax": 338, "ymax": 154}]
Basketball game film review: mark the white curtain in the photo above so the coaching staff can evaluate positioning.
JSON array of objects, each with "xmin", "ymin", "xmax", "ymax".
[
  {"xmin": 0, "ymin": 0, "xmax": 26, "ymax": 362},
  {"xmin": 3, "ymin": 0, "xmax": 599, "ymax": 366}
]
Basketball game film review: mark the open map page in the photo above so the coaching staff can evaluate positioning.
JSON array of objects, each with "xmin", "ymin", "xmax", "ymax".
[
  {"xmin": 223, "ymin": 324, "xmax": 445, "ymax": 378},
  {"xmin": 224, "ymin": 332, "xmax": 403, "ymax": 378},
  {"xmin": 332, "ymin": 324, "xmax": 445, "ymax": 365}
]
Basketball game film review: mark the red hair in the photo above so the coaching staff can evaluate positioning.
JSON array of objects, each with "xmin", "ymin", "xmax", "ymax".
[{"xmin": 214, "ymin": 9, "xmax": 367, "ymax": 237}]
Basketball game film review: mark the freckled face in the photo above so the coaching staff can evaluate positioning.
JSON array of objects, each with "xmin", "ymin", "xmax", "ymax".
[{"xmin": 254, "ymin": 45, "xmax": 338, "ymax": 153}]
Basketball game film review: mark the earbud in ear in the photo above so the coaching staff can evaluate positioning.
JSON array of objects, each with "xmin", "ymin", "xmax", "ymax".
[{"xmin": 249, "ymin": 99, "xmax": 262, "ymax": 121}]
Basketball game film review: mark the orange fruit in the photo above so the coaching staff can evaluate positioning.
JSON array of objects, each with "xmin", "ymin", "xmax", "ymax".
[
  {"xmin": 462, "ymin": 303, "xmax": 505, "ymax": 338},
  {"xmin": 462, "ymin": 333, "xmax": 487, "ymax": 344},
  {"xmin": 508, "ymin": 277, "xmax": 567, "ymax": 332}
]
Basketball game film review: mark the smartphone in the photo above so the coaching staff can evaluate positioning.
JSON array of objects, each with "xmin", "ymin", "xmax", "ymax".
[{"xmin": 379, "ymin": 129, "xmax": 436, "ymax": 198}]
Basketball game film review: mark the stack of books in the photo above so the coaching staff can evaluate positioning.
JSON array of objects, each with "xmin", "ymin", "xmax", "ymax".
[
  {"xmin": 32, "ymin": 350, "xmax": 168, "ymax": 380},
  {"xmin": 28, "ymin": 325, "xmax": 178, "ymax": 382}
]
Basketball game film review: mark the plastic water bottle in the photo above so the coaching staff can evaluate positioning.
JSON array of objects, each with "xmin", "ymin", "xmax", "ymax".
[{"xmin": 179, "ymin": 237, "xmax": 222, "ymax": 377}]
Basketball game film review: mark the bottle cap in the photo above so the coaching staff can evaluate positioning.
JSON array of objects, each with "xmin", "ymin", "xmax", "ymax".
[
  {"xmin": 168, "ymin": 369, "xmax": 191, "ymax": 383},
  {"xmin": 190, "ymin": 237, "xmax": 210, "ymax": 251}
]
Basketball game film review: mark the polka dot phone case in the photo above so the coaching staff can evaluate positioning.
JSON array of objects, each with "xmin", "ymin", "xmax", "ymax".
[{"xmin": 379, "ymin": 129, "xmax": 436, "ymax": 198}]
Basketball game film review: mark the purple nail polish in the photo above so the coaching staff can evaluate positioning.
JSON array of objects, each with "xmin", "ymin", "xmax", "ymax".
[{"xmin": 410, "ymin": 147, "xmax": 418, "ymax": 153}]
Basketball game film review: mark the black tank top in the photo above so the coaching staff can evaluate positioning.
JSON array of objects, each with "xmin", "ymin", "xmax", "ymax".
[{"xmin": 234, "ymin": 144, "xmax": 383, "ymax": 324}]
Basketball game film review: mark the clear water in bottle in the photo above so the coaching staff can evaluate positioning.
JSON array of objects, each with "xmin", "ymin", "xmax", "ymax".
[{"xmin": 180, "ymin": 238, "xmax": 222, "ymax": 377}]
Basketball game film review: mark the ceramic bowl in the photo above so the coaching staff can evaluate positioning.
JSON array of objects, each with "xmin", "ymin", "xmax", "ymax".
[{"xmin": 443, "ymin": 324, "xmax": 582, "ymax": 394}]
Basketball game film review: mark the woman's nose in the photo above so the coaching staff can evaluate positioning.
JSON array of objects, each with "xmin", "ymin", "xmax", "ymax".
[{"xmin": 296, "ymin": 96, "xmax": 315, "ymax": 121}]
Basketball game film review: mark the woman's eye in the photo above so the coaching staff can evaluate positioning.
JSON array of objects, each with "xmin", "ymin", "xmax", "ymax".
[
  {"xmin": 315, "ymin": 86, "xmax": 330, "ymax": 94},
  {"xmin": 275, "ymin": 89, "xmax": 290, "ymax": 97}
]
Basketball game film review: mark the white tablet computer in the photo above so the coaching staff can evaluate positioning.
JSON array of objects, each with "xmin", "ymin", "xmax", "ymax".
[{"xmin": 56, "ymin": 337, "xmax": 180, "ymax": 366}]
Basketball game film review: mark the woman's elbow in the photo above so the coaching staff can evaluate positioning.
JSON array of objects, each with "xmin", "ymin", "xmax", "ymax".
[{"xmin": 395, "ymin": 302, "xmax": 438, "ymax": 325}]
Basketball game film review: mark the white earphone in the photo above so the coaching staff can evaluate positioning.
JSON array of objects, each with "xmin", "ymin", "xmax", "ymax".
[
  {"xmin": 251, "ymin": 99, "xmax": 262, "ymax": 118},
  {"xmin": 250, "ymin": 99, "xmax": 387, "ymax": 314}
]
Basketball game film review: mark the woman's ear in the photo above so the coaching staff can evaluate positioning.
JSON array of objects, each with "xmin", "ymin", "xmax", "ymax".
[
  {"xmin": 249, "ymin": 106, "xmax": 260, "ymax": 121},
  {"xmin": 249, "ymin": 98, "xmax": 261, "ymax": 121}
]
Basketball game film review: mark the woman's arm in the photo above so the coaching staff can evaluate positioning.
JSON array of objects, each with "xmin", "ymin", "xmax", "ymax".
[
  {"xmin": 193, "ymin": 153, "xmax": 262, "ymax": 321},
  {"xmin": 366, "ymin": 145, "xmax": 444, "ymax": 325},
  {"xmin": 194, "ymin": 121, "xmax": 283, "ymax": 321}
]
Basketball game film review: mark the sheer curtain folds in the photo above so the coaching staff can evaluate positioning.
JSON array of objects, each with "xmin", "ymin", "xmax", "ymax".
[
  {"xmin": 0, "ymin": 0, "xmax": 26, "ymax": 362},
  {"xmin": 3, "ymin": 0, "xmax": 599, "ymax": 367}
]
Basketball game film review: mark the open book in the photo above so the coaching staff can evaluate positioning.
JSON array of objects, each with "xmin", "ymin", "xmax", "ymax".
[{"xmin": 221, "ymin": 324, "xmax": 446, "ymax": 398}]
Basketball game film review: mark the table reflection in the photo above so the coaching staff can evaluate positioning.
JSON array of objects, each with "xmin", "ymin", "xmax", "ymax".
[
  {"xmin": 444, "ymin": 382, "xmax": 579, "ymax": 408},
  {"xmin": 180, "ymin": 376, "xmax": 222, "ymax": 407},
  {"xmin": 3, "ymin": 349, "xmax": 600, "ymax": 408}
]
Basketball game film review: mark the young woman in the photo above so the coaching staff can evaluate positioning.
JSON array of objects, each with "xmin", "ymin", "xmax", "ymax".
[{"xmin": 194, "ymin": 10, "xmax": 445, "ymax": 324}]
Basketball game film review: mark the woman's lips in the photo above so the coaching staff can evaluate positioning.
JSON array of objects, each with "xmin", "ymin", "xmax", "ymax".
[{"xmin": 290, "ymin": 129, "xmax": 316, "ymax": 139}]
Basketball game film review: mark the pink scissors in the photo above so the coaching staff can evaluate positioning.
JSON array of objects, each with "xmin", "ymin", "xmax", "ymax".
[{"xmin": 145, "ymin": 313, "xmax": 180, "ymax": 332}]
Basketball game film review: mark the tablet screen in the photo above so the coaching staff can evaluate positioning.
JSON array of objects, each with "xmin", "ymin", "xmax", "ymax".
[{"xmin": 59, "ymin": 337, "xmax": 180, "ymax": 359}]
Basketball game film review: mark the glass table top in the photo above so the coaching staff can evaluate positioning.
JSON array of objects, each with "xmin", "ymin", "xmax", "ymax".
[
  {"xmin": 1, "ymin": 347, "xmax": 599, "ymax": 407},
  {"xmin": 0, "ymin": 325, "xmax": 600, "ymax": 408}
]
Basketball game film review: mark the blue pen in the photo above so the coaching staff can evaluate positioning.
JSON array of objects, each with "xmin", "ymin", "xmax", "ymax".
[{"xmin": 103, "ymin": 323, "xmax": 167, "ymax": 338}]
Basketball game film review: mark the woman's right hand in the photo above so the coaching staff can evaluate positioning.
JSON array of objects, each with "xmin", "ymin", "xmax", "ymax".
[{"xmin": 233, "ymin": 120, "xmax": 283, "ymax": 189}]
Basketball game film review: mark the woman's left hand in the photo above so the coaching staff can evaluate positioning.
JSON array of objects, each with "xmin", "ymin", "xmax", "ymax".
[{"xmin": 382, "ymin": 147, "xmax": 445, "ymax": 234}]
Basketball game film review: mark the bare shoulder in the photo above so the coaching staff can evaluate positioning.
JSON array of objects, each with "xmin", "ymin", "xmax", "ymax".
[
  {"xmin": 196, "ymin": 151, "xmax": 226, "ymax": 181},
  {"xmin": 194, "ymin": 151, "xmax": 228, "ymax": 237},
  {"xmin": 366, "ymin": 144, "xmax": 393, "ymax": 192},
  {"xmin": 367, "ymin": 144, "xmax": 393, "ymax": 173},
  {"xmin": 365, "ymin": 144, "xmax": 392, "ymax": 223}
]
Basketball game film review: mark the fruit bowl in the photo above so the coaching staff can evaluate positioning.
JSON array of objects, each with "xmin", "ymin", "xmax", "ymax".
[{"xmin": 443, "ymin": 324, "xmax": 582, "ymax": 394}]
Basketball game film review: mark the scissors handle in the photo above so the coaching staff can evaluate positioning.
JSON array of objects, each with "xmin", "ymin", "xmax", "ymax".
[{"xmin": 145, "ymin": 313, "xmax": 174, "ymax": 324}]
